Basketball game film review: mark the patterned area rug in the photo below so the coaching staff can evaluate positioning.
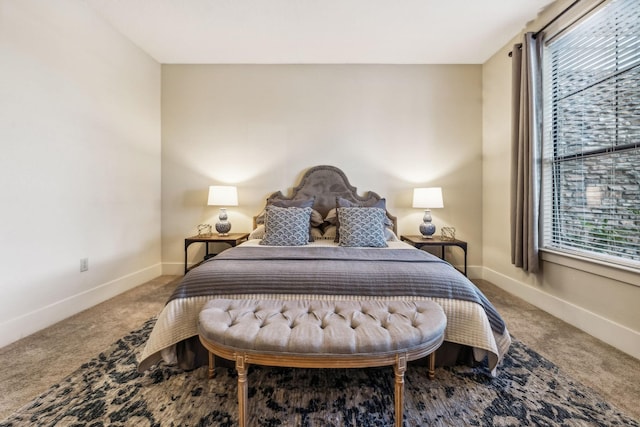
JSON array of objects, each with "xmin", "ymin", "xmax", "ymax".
[{"xmin": 1, "ymin": 318, "xmax": 637, "ymax": 427}]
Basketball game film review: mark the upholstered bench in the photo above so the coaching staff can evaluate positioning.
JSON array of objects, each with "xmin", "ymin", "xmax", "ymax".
[{"xmin": 198, "ymin": 299, "xmax": 446, "ymax": 427}]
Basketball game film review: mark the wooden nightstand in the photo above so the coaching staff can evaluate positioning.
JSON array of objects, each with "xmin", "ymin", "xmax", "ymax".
[
  {"xmin": 184, "ymin": 232, "xmax": 249, "ymax": 274},
  {"xmin": 401, "ymin": 235, "xmax": 468, "ymax": 276}
]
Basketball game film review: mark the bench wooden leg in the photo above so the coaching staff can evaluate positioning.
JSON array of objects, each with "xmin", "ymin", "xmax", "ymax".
[
  {"xmin": 394, "ymin": 353, "xmax": 407, "ymax": 427},
  {"xmin": 428, "ymin": 351, "xmax": 436, "ymax": 380},
  {"xmin": 208, "ymin": 351, "xmax": 215, "ymax": 379},
  {"xmin": 236, "ymin": 354, "xmax": 249, "ymax": 427}
]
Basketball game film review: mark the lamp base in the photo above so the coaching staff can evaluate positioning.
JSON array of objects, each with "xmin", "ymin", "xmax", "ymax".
[
  {"xmin": 419, "ymin": 222, "xmax": 436, "ymax": 239},
  {"xmin": 419, "ymin": 209, "xmax": 436, "ymax": 239},
  {"xmin": 215, "ymin": 208, "xmax": 231, "ymax": 236},
  {"xmin": 215, "ymin": 221, "xmax": 231, "ymax": 236}
]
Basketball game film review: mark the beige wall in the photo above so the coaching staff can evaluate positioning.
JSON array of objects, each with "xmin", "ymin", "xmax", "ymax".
[
  {"xmin": 0, "ymin": 0, "xmax": 162, "ymax": 346},
  {"xmin": 161, "ymin": 65, "xmax": 483, "ymax": 273},
  {"xmin": 481, "ymin": 0, "xmax": 640, "ymax": 359}
]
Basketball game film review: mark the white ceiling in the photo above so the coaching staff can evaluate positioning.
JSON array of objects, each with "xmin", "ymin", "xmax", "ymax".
[{"xmin": 85, "ymin": 0, "xmax": 555, "ymax": 64}]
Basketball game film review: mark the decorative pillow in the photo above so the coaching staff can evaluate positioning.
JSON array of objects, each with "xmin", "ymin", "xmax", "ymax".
[
  {"xmin": 337, "ymin": 207, "xmax": 388, "ymax": 248},
  {"xmin": 309, "ymin": 209, "xmax": 324, "ymax": 227},
  {"xmin": 385, "ymin": 228, "xmax": 399, "ymax": 242},
  {"xmin": 310, "ymin": 227, "xmax": 323, "ymax": 241},
  {"xmin": 256, "ymin": 210, "xmax": 324, "ymax": 227},
  {"xmin": 248, "ymin": 225, "xmax": 265, "ymax": 240},
  {"xmin": 256, "ymin": 198, "xmax": 323, "ymax": 227},
  {"xmin": 251, "ymin": 224, "xmax": 323, "ymax": 241},
  {"xmin": 320, "ymin": 225, "xmax": 338, "ymax": 240},
  {"xmin": 336, "ymin": 197, "xmax": 393, "ymax": 226},
  {"xmin": 329, "ymin": 197, "xmax": 392, "ymax": 242},
  {"xmin": 322, "ymin": 224, "xmax": 397, "ymax": 242},
  {"xmin": 323, "ymin": 208, "xmax": 338, "ymax": 226},
  {"xmin": 260, "ymin": 206, "xmax": 313, "ymax": 246},
  {"xmin": 269, "ymin": 197, "xmax": 314, "ymax": 209}
]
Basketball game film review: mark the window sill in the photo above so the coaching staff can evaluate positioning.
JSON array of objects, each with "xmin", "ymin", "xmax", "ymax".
[{"xmin": 540, "ymin": 249, "xmax": 640, "ymax": 288}]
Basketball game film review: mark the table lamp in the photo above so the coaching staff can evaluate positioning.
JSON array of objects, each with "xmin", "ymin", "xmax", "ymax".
[
  {"xmin": 208, "ymin": 185, "xmax": 238, "ymax": 236},
  {"xmin": 412, "ymin": 187, "xmax": 443, "ymax": 239}
]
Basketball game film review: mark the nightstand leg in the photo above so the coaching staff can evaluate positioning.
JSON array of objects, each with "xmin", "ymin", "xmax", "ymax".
[
  {"xmin": 464, "ymin": 250, "xmax": 467, "ymax": 276},
  {"xmin": 184, "ymin": 242, "xmax": 189, "ymax": 274}
]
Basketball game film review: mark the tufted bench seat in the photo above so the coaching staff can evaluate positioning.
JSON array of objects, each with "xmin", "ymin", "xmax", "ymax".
[{"xmin": 198, "ymin": 299, "xmax": 446, "ymax": 427}]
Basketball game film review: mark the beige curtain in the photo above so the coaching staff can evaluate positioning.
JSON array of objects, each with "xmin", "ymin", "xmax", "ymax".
[{"xmin": 510, "ymin": 33, "xmax": 542, "ymax": 273}]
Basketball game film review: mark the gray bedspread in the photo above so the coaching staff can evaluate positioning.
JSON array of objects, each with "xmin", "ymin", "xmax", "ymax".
[{"xmin": 170, "ymin": 245, "xmax": 505, "ymax": 334}]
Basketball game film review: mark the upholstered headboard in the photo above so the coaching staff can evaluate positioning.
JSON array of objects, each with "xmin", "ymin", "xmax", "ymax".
[{"xmin": 257, "ymin": 165, "xmax": 397, "ymax": 233}]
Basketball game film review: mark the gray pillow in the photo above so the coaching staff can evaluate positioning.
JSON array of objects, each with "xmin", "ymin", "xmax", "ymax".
[
  {"xmin": 250, "ymin": 225, "xmax": 323, "ymax": 241},
  {"xmin": 330, "ymin": 197, "xmax": 391, "ymax": 242},
  {"xmin": 337, "ymin": 207, "xmax": 388, "ymax": 248},
  {"xmin": 256, "ymin": 198, "xmax": 323, "ymax": 227},
  {"xmin": 337, "ymin": 197, "xmax": 392, "ymax": 226},
  {"xmin": 322, "ymin": 224, "xmax": 398, "ymax": 242},
  {"xmin": 260, "ymin": 206, "xmax": 313, "ymax": 246}
]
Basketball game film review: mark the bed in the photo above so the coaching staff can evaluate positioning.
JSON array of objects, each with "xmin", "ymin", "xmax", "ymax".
[{"xmin": 138, "ymin": 165, "xmax": 511, "ymax": 375}]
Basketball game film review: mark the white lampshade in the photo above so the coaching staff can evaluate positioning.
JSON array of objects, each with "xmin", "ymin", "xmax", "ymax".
[
  {"xmin": 412, "ymin": 187, "xmax": 444, "ymax": 209},
  {"xmin": 207, "ymin": 186, "xmax": 238, "ymax": 206}
]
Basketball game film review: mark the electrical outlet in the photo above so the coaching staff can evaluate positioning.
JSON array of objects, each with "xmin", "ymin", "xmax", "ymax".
[{"xmin": 80, "ymin": 258, "xmax": 89, "ymax": 272}]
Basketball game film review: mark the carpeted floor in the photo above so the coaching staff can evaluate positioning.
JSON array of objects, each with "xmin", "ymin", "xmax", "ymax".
[
  {"xmin": 0, "ymin": 276, "xmax": 640, "ymax": 426},
  {"xmin": 0, "ymin": 316, "xmax": 637, "ymax": 427}
]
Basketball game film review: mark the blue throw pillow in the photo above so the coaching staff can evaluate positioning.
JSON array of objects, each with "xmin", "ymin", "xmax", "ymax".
[
  {"xmin": 330, "ymin": 197, "xmax": 391, "ymax": 242},
  {"xmin": 256, "ymin": 198, "xmax": 323, "ymax": 227},
  {"xmin": 337, "ymin": 207, "xmax": 388, "ymax": 248},
  {"xmin": 260, "ymin": 206, "xmax": 313, "ymax": 246}
]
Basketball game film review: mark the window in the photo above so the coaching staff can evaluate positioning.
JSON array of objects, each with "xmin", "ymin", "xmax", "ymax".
[{"xmin": 541, "ymin": 0, "xmax": 640, "ymax": 268}]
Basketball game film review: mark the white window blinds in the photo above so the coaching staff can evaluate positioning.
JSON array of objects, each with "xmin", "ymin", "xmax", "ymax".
[{"xmin": 541, "ymin": 0, "xmax": 640, "ymax": 267}]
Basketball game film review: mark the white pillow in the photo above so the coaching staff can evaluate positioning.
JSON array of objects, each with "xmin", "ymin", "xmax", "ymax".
[{"xmin": 248, "ymin": 225, "xmax": 265, "ymax": 240}]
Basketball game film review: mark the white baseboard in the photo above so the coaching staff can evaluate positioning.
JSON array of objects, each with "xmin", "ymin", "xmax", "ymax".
[
  {"xmin": 465, "ymin": 265, "xmax": 482, "ymax": 280},
  {"xmin": 0, "ymin": 263, "xmax": 162, "ymax": 348},
  {"xmin": 483, "ymin": 267, "xmax": 640, "ymax": 360},
  {"xmin": 163, "ymin": 262, "xmax": 186, "ymax": 276}
]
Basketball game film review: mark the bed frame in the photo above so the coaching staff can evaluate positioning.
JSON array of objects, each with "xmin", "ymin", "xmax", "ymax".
[{"xmin": 255, "ymin": 165, "xmax": 397, "ymax": 234}]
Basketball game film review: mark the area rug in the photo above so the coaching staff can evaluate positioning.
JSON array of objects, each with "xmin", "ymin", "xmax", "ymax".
[{"xmin": 1, "ymin": 318, "xmax": 637, "ymax": 427}]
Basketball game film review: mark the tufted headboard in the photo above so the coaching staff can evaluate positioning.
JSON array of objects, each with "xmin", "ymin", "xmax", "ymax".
[{"xmin": 257, "ymin": 165, "xmax": 397, "ymax": 233}]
